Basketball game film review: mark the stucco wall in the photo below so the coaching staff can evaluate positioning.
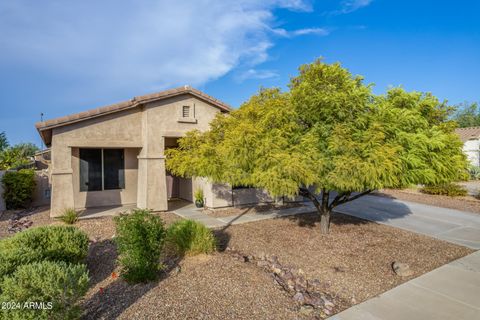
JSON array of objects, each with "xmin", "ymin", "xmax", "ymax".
[
  {"xmin": 463, "ymin": 139, "xmax": 480, "ymax": 167},
  {"xmin": 32, "ymin": 170, "xmax": 51, "ymax": 207},
  {"xmin": 48, "ymin": 93, "xmax": 224, "ymax": 216}
]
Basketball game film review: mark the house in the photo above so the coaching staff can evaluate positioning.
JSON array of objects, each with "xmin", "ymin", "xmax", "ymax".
[
  {"xmin": 455, "ymin": 127, "xmax": 480, "ymax": 167},
  {"xmin": 36, "ymin": 86, "xmax": 276, "ymax": 217}
]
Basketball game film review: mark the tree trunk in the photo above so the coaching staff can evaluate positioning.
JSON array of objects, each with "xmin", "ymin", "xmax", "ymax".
[{"xmin": 319, "ymin": 207, "xmax": 331, "ymax": 234}]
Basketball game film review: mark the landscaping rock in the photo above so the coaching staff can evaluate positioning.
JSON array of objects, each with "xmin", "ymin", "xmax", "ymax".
[
  {"xmin": 226, "ymin": 249, "xmax": 338, "ymax": 318},
  {"xmin": 8, "ymin": 217, "xmax": 33, "ymax": 233},
  {"xmin": 299, "ymin": 305, "xmax": 314, "ymax": 316},
  {"xmin": 392, "ymin": 261, "xmax": 414, "ymax": 277},
  {"xmin": 293, "ymin": 292, "xmax": 305, "ymax": 303}
]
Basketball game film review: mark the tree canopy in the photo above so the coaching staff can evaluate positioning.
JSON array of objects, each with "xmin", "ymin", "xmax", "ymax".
[
  {"xmin": 451, "ymin": 101, "xmax": 480, "ymax": 128},
  {"xmin": 0, "ymin": 132, "xmax": 8, "ymax": 152},
  {"xmin": 0, "ymin": 133, "xmax": 39, "ymax": 170},
  {"xmin": 166, "ymin": 60, "xmax": 467, "ymax": 233}
]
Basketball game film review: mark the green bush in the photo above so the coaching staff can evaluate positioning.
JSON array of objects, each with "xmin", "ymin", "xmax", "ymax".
[
  {"xmin": 0, "ymin": 261, "xmax": 89, "ymax": 320},
  {"xmin": 1, "ymin": 169, "xmax": 36, "ymax": 209},
  {"xmin": 420, "ymin": 183, "xmax": 468, "ymax": 197},
  {"xmin": 114, "ymin": 209, "xmax": 166, "ymax": 283},
  {"xmin": 59, "ymin": 208, "xmax": 79, "ymax": 225},
  {"xmin": 0, "ymin": 226, "xmax": 89, "ymax": 279},
  {"xmin": 166, "ymin": 220, "xmax": 216, "ymax": 256},
  {"xmin": 468, "ymin": 165, "xmax": 480, "ymax": 180}
]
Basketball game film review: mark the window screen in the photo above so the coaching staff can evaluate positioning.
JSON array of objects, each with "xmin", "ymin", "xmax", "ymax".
[
  {"xmin": 103, "ymin": 149, "xmax": 125, "ymax": 190},
  {"xmin": 79, "ymin": 148, "xmax": 125, "ymax": 191},
  {"xmin": 182, "ymin": 105, "xmax": 190, "ymax": 117},
  {"xmin": 79, "ymin": 148, "xmax": 102, "ymax": 191}
]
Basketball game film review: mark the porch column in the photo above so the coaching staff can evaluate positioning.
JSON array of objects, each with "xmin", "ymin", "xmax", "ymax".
[
  {"xmin": 50, "ymin": 145, "xmax": 75, "ymax": 217},
  {"xmin": 137, "ymin": 154, "xmax": 168, "ymax": 211}
]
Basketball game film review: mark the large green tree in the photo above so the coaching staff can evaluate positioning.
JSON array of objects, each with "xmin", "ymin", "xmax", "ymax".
[
  {"xmin": 166, "ymin": 60, "xmax": 467, "ymax": 234},
  {"xmin": 451, "ymin": 101, "xmax": 480, "ymax": 128},
  {"xmin": 0, "ymin": 131, "xmax": 8, "ymax": 152},
  {"xmin": 0, "ymin": 141, "xmax": 40, "ymax": 170}
]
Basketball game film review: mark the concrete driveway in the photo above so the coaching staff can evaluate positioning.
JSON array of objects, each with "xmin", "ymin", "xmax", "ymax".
[{"xmin": 335, "ymin": 194, "xmax": 480, "ymax": 249}]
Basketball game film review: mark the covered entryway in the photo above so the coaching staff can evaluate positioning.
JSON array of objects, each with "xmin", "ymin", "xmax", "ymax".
[{"xmin": 165, "ymin": 137, "xmax": 193, "ymax": 202}]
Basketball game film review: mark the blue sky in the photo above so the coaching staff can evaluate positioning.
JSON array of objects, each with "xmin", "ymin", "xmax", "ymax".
[{"xmin": 1, "ymin": 0, "xmax": 479, "ymax": 146}]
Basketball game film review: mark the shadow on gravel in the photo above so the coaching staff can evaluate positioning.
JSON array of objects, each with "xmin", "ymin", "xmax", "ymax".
[
  {"xmin": 86, "ymin": 239, "xmax": 118, "ymax": 288},
  {"xmin": 284, "ymin": 211, "xmax": 372, "ymax": 228},
  {"xmin": 213, "ymin": 229, "xmax": 232, "ymax": 253}
]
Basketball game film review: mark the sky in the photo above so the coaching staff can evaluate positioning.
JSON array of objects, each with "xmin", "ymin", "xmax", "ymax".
[{"xmin": 0, "ymin": 0, "xmax": 479, "ymax": 146}]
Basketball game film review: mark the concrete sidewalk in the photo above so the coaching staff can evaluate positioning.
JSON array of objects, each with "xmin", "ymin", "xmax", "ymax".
[
  {"xmin": 173, "ymin": 202, "xmax": 316, "ymax": 228},
  {"xmin": 336, "ymin": 195, "xmax": 480, "ymax": 249},
  {"xmin": 331, "ymin": 250, "xmax": 480, "ymax": 320}
]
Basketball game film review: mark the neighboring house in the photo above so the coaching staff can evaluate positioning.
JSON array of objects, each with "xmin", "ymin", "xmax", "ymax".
[
  {"xmin": 36, "ymin": 86, "xmax": 277, "ymax": 217},
  {"xmin": 455, "ymin": 126, "xmax": 480, "ymax": 167}
]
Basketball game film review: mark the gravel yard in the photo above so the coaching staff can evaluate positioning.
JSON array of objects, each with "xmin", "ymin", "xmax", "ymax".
[
  {"xmin": 376, "ymin": 188, "xmax": 480, "ymax": 213},
  {"xmin": 0, "ymin": 206, "xmax": 473, "ymax": 319},
  {"xmin": 219, "ymin": 212, "xmax": 473, "ymax": 307}
]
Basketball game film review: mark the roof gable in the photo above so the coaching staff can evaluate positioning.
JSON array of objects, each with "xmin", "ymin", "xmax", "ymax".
[
  {"xmin": 455, "ymin": 126, "xmax": 480, "ymax": 142},
  {"xmin": 36, "ymin": 86, "xmax": 231, "ymax": 145}
]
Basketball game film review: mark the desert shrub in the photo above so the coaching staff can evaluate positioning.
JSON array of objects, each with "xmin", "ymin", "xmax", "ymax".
[
  {"xmin": 0, "ymin": 261, "xmax": 89, "ymax": 320},
  {"xmin": 114, "ymin": 209, "xmax": 166, "ymax": 283},
  {"xmin": 468, "ymin": 165, "xmax": 480, "ymax": 180},
  {"xmin": 166, "ymin": 220, "xmax": 216, "ymax": 256},
  {"xmin": 59, "ymin": 208, "xmax": 79, "ymax": 224},
  {"xmin": 1, "ymin": 169, "xmax": 36, "ymax": 209},
  {"xmin": 0, "ymin": 226, "xmax": 89, "ymax": 279},
  {"xmin": 420, "ymin": 183, "xmax": 468, "ymax": 197}
]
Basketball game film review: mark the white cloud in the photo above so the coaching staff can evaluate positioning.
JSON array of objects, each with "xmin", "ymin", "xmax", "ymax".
[
  {"xmin": 235, "ymin": 69, "xmax": 279, "ymax": 82},
  {"xmin": 333, "ymin": 0, "xmax": 373, "ymax": 15},
  {"xmin": 0, "ymin": 0, "xmax": 320, "ymax": 95},
  {"xmin": 273, "ymin": 27, "xmax": 330, "ymax": 37}
]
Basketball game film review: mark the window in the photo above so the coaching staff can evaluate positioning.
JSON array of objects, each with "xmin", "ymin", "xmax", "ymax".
[
  {"xmin": 80, "ymin": 148, "xmax": 125, "ymax": 191},
  {"xmin": 182, "ymin": 105, "xmax": 190, "ymax": 118}
]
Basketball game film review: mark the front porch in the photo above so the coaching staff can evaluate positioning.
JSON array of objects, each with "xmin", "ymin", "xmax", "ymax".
[{"xmin": 77, "ymin": 199, "xmax": 193, "ymax": 219}]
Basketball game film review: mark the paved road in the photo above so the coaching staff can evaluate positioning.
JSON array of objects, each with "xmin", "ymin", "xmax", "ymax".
[
  {"xmin": 331, "ymin": 250, "xmax": 480, "ymax": 320},
  {"xmin": 336, "ymin": 195, "xmax": 480, "ymax": 249}
]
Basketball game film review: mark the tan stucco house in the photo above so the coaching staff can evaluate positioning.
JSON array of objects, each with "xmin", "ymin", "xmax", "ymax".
[{"xmin": 36, "ymin": 86, "xmax": 276, "ymax": 217}]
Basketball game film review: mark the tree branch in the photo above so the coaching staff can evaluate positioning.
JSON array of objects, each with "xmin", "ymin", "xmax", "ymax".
[
  {"xmin": 330, "ymin": 190, "xmax": 372, "ymax": 209},
  {"xmin": 328, "ymin": 192, "xmax": 351, "ymax": 211},
  {"xmin": 299, "ymin": 187, "xmax": 322, "ymax": 211}
]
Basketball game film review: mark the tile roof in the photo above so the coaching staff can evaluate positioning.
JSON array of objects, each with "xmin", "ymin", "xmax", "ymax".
[
  {"xmin": 35, "ymin": 86, "xmax": 231, "ymax": 146},
  {"xmin": 35, "ymin": 86, "xmax": 231, "ymax": 131},
  {"xmin": 455, "ymin": 126, "xmax": 480, "ymax": 142}
]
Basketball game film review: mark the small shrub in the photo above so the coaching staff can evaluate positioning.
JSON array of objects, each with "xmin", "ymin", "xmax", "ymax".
[
  {"xmin": 59, "ymin": 208, "xmax": 79, "ymax": 224},
  {"xmin": 114, "ymin": 209, "xmax": 166, "ymax": 283},
  {"xmin": 468, "ymin": 165, "xmax": 480, "ymax": 180},
  {"xmin": 166, "ymin": 220, "xmax": 216, "ymax": 256},
  {"xmin": 194, "ymin": 189, "xmax": 204, "ymax": 203},
  {"xmin": 0, "ymin": 261, "xmax": 89, "ymax": 320},
  {"xmin": 1, "ymin": 169, "xmax": 36, "ymax": 209},
  {"xmin": 420, "ymin": 183, "xmax": 468, "ymax": 197},
  {"xmin": 0, "ymin": 226, "xmax": 89, "ymax": 279}
]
